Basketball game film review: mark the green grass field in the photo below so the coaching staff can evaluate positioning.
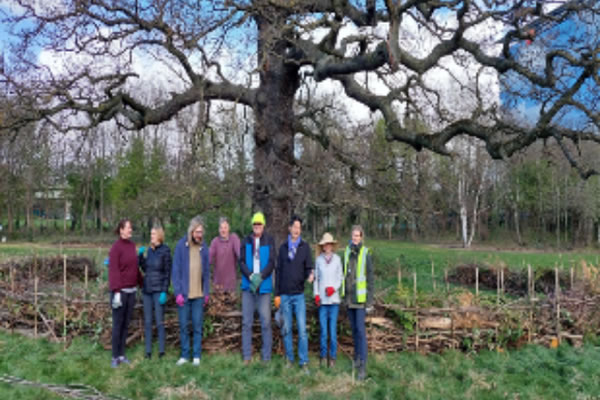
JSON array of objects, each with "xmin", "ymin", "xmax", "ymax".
[
  {"xmin": 1, "ymin": 331, "xmax": 600, "ymax": 399},
  {"xmin": 1, "ymin": 240, "xmax": 600, "ymax": 399}
]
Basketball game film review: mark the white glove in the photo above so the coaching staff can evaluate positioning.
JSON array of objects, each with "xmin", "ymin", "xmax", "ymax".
[{"xmin": 112, "ymin": 292, "xmax": 122, "ymax": 309}]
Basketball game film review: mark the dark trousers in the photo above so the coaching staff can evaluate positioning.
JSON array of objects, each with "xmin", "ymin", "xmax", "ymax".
[
  {"xmin": 348, "ymin": 307, "xmax": 367, "ymax": 363},
  {"xmin": 143, "ymin": 292, "xmax": 165, "ymax": 355},
  {"xmin": 111, "ymin": 291, "xmax": 136, "ymax": 359}
]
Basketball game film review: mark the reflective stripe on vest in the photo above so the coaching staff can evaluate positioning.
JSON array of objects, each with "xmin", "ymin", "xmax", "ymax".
[{"xmin": 342, "ymin": 245, "xmax": 368, "ymax": 303}]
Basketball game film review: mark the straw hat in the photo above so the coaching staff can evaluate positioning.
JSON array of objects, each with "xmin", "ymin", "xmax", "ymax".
[{"xmin": 316, "ymin": 232, "xmax": 339, "ymax": 257}]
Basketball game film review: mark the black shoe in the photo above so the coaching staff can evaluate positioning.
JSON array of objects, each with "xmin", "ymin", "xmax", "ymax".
[
  {"xmin": 159, "ymin": 352, "xmax": 165, "ymax": 359},
  {"xmin": 145, "ymin": 353, "xmax": 151, "ymax": 359}
]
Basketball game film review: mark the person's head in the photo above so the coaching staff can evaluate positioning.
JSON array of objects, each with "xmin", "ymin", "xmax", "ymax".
[
  {"xmin": 150, "ymin": 226, "xmax": 165, "ymax": 248},
  {"xmin": 115, "ymin": 219, "xmax": 132, "ymax": 240},
  {"xmin": 188, "ymin": 216, "xmax": 204, "ymax": 244},
  {"xmin": 351, "ymin": 225, "xmax": 364, "ymax": 246},
  {"xmin": 251, "ymin": 212, "xmax": 265, "ymax": 238},
  {"xmin": 317, "ymin": 232, "xmax": 338, "ymax": 256},
  {"xmin": 289, "ymin": 215, "xmax": 302, "ymax": 240},
  {"xmin": 218, "ymin": 217, "xmax": 230, "ymax": 239}
]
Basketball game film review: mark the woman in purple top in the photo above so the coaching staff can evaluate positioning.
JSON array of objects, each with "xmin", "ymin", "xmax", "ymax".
[{"xmin": 209, "ymin": 217, "xmax": 241, "ymax": 292}]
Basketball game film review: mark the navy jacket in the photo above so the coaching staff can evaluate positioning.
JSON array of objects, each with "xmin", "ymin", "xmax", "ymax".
[
  {"xmin": 275, "ymin": 239, "xmax": 313, "ymax": 296},
  {"xmin": 139, "ymin": 243, "xmax": 171, "ymax": 294},
  {"xmin": 172, "ymin": 236, "xmax": 210, "ymax": 301}
]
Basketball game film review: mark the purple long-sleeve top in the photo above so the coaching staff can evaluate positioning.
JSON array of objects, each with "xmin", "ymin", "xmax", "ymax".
[{"xmin": 209, "ymin": 233, "xmax": 241, "ymax": 291}]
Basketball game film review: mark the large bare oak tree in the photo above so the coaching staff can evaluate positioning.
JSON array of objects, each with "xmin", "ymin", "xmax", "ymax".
[{"xmin": 1, "ymin": 0, "xmax": 599, "ymax": 239}]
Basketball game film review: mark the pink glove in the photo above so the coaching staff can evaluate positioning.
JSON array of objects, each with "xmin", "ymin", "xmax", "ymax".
[
  {"xmin": 204, "ymin": 295, "xmax": 209, "ymax": 306},
  {"xmin": 176, "ymin": 294, "xmax": 185, "ymax": 307}
]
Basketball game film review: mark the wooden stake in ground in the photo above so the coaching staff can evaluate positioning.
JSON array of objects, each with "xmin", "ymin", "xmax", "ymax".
[
  {"xmin": 475, "ymin": 267, "xmax": 479, "ymax": 297},
  {"xmin": 397, "ymin": 268, "xmax": 402, "ymax": 286},
  {"xmin": 445, "ymin": 268, "xmax": 449, "ymax": 292},
  {"xmin": 413, "ymin": 272, "xmax": 419, "ymax": 351},
  {"xmin": 63, "ymin": 254, "xmax": 67, "ymax": 346},
  {"xmin": 34, "ymin": 276, "xmax": 39, "ymax": 338},
  {"xmin": 496, "ymin": 265, "xmax": 500, "ymax": 305},
  {"xmin": 84, "ymin": 264, "xmax": 88, "ymax": 295},
  {"xmin": 570, "ymin": 267, "xmax": 574, "ymax": 291},
  {"xmin": 528, "ymin": 264, "xmax": 532, "ymax": 299},
  {"xmin": 10, "ymin": 264, "xmax": 14, "ymax": 293},
  {"xmin": 555, "ymin": 267, "xmax": 561, "ymax": 345},
  {"xmin": 431, "ymin": 260, "xmax": 436, "ymax": 292}
]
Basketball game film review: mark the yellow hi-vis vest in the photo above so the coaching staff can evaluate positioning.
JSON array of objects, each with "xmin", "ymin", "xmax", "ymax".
[{"xmin": 342, "ymin": 245, "xmax": 368, "ymax": 303}]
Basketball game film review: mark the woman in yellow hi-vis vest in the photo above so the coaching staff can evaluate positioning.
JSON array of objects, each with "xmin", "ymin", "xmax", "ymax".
[{"xmin": 342, "ymin": 225, "xmax": 374, "ymax": 381}]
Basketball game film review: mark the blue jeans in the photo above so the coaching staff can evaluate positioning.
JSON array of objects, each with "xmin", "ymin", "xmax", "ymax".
[
  {"xmin": 318, "ymin": 304, "xmax": 339, "ymax": 359},
  {"xmin": 348, "ymin": 308, "xmax": 367, "ymax": 363},
  {"xmin": 281, "ymin": 294, "xmax": 308, "ymax": 366},
  {"xmin": 241, "ymin": 291, "xmax": 272, "ymax": 361},
  {"xmin": 143, "ymin": 292, "xmax": 165, "ymax": 355},
  {"xmin": 177, "ymin": 297, "xmax": 204, "ymax": 359}
]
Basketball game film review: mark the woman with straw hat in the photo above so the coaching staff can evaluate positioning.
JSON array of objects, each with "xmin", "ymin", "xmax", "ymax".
[{"xmin": 313, "ymin": 232, "xmax": 343, "ymax": 368}]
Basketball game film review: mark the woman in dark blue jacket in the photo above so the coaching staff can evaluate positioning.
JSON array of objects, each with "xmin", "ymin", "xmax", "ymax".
[{"xmin": 139, "ymin": 226, "xmax": 171, "ymax": 359}]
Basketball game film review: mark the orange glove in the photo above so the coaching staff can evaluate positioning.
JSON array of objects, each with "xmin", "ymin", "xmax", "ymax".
[
  {"xmin": 315, "ymin": 295, "xmax": 321, "ymax": 307},
  {"xmin": 274, "ymin": 296, "xmax": 281, "ymax": 309},
  {"xmin": 325, "ymin": 286, "xmax": 335, "ymax": 297}
]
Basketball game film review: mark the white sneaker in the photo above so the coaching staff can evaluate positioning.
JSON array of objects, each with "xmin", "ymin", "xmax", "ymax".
[
  {"xmin": 192, "ymin": 358, "xmax": 200, "ymax": 366},
  {"xmin": 176, "ymin": 358, "xmax": 188, "ymax": 366}
]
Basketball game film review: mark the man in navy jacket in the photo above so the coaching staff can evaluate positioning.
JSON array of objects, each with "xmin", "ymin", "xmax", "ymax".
[{"xmin": 275, "ymin": 215, "xmax": 314, "ymax": 372}]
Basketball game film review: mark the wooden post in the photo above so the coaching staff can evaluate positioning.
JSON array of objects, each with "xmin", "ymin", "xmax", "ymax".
[
  {"xmin": 84, "ymin": 264, "xmax": 89, "ymax": 293},
  {"xmin": 397, "ymin": 268, "xmax": 402, "ymax": 286},
  {"xmin": 496, "ymin": 265, "xmax": 500, "ymax": 305},
  {"xmin": 475, "ymin": 267, "xmax": 479, "ymax": 297},
  {"xmin": 63, "ymin": 254, "xmax": 67, "ymax": 345},
  {"xmin": 431, "ymin": 260, "xmax": 436, "ymax": 292},
  {"xmin": 34, "ymin": 276, "xmax": 39, "ymax": 338},
  {"xmin": 445, "ymin": 268, "xmax": 449, "ymax": 292},
  {"xmin": 570, "ymin": 267, "xmax": 574, "ymax": 291},
  {"xmin": 555, "ymin": 267, "xmax": 561, "ymax": 345},
  {"xmin": 414, "ymin": 272, "xmax": 419, "ymax": 351},
  {"xmin": 527, "ymin": 264, "xmax": 532, "ymax": 299},
  {"xmin": 10, "ymin": 265, "xmax": 14, "ymax": 293},
  {"xmin": 500, "ymin": 268, "xmax": 504, "ymax": 293}
]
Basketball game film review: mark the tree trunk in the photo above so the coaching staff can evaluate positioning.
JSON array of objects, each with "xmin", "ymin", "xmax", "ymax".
[{"xmin": 252, "ymin": 13, "xmax": 300, "ymax": 245}]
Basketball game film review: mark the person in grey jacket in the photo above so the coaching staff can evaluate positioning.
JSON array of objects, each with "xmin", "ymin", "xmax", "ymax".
[{"xmin": 313, "ymin": 232, "xmax": 343, "ymax": 368}]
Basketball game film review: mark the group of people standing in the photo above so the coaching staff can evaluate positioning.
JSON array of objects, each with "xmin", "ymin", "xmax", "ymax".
[{"xmin": 108, "ymin": 212, "xmax": 374, "ymax": 380}]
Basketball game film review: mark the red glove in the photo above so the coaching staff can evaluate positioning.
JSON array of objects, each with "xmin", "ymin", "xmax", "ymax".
[
  {"xmin": 315, "ymin": 295, "xmax": 321, "ymax": 307},
  {"xmin": 326, "ymin": 286, "xmax": 335, "ymax": 297},
  {"xmin": 176, "ymin": 294, "xmax": 185, "ymax": 307}
]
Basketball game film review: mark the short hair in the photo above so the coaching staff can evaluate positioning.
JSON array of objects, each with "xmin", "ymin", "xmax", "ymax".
[
  {"xmin": 351, "ymin": 225, "xmax": 364, "ymax": 237},
  {"xmin": 151, "ymin": 226, "xmax": 165, "ymax": 244},
  {"xmin": 289, "ymin": 215, "xmax": 303, "ymax": 227},
  {"xmin": 114, "ymin": 219, "xmax": 131, "ymax": 236},
  {"xmin": 218, "ymin": 217, "xmax": 229, "ymax": 226}
]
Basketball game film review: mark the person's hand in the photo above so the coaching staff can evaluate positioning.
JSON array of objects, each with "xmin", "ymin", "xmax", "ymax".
[
  {"xmin": 366, "ymin": 306, "xmax": 374, "ymax": 315},
  {"xmin": 315, "ymin": 295, "xmax": 321, "ymax": 307},
  {"xmin": 325, "ymin": 286, "xmax": 335, "ymax": 297},
  {"xmin": 159, "ymin": 292, "xmax": 167, "ymax": 305},
  {"xmin": 250, "ymin": 273, "xmax": 262, "ymax": 292},
  {"xmin": 307, "ymin": 271, "xmax": 314, "ymax": 283},
  {"xmin": 112, "ymin": 292, "xmax": 122, "ymax": 309},
  {"xmin": 138, "ymin": 246, "xmax": 146, "ymax": 256},
  {"xmin": 274, "ymin": 296, "xmax": 281, "ymax": 309},
  {"xmin": 204, "ymin": 295, "xmax": 209, "ymax": 306},
  {"xmin": 176, "ymin": 294, "xmax": 185, "ymax": 307}
]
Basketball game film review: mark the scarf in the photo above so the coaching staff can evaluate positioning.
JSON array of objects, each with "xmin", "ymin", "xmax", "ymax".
[{"xmin": 288, "ymin": 234, "xmax": 301, "ymax": 260}]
